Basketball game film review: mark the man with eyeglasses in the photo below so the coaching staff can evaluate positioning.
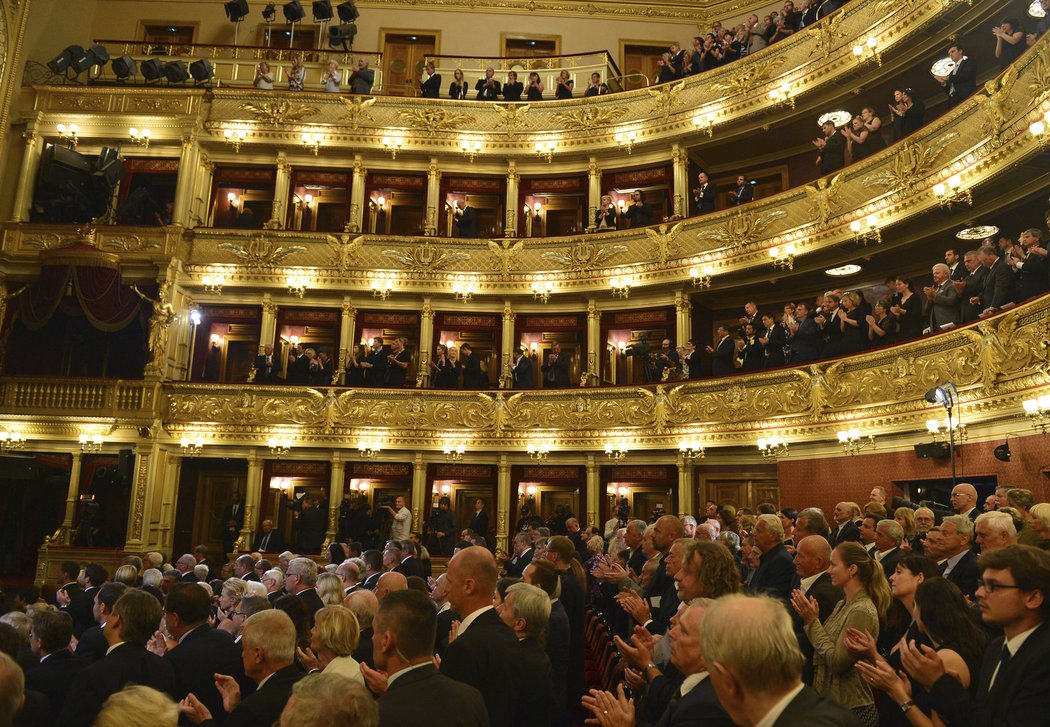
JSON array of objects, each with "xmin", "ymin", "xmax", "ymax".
[
  {"xmin": 901, "ymin": 544, "xmax": 1050, "ymax": 726},
  {"xmin": 950, "ymin": 482, "xmax": 980, "ymax": 521}
]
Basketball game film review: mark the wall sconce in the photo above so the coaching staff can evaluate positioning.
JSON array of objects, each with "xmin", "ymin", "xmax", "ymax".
[
  {"xmin": 925, "ymin": 417, "xmax": 967, "ymax": 442},
  {"xmin": 692, "ymin": 113, "xmax": 714, "ymax": 137},
  {"xmin": 531, "ymin": 276, "xmax": 554, "ymax": 303},
  {"xmin": 1022, "ymin": 395, "xmax": 1050, "ymax": 432},
  {"xmin": 604, "ymin": 441, "xmax": 629, "ymax": 460},
  {"xmin": 614, "ymin": 130, "xmax": 637, "ymax": 154},
  {"xmin": 382, "ymin": 134, "xmax": 403, "ymax": 160},
  {"xmin": 189, "ymin": 309, "xmax": 202, "ymax": 326},
  {"xmin": 371, "ymin": 271, "xmax": 394, "ymax": 299},
  {"xmin": 294, "ymin": 193, "xmax": 314, "ymax": 209},
  {"xmin": 689, "ymin": 265, "xmax": 713, "ymax": 288},
  {"xmin": 0, "ymin": 431, "xmax": 26, "ymax": 451},
  {"xmin": 852, "ymin": 36, "xmax": 881, "ymax": 65},
  {"xmin": 768, "ymin": 82, "xmax": 794, "ymax": 109},
  {"xmin": 769, "ymin": 244, "xmax": 796, "ymax": 270},
  {"xmin": 223, "ymin": 128, "xmax": 248, "ymax": 152},
  {"xmin": 526, "ymin": 443, "xmax": 550, "ymax": 461},
  {"xmin": 610, "ymin": 274, "xmax": 634, "ymax": 299},
  {"xmin": 850, "ymin": 215, "xmax": 882, "ymax": 245},
  {"xmin": 519, "ymin": 484, "xmax": 538, "ymax": 506},
  {"xmin": 202, "ymin": 273, "xmax": 225, "ymax": 294},
  {"xmin": 286, "ymin": 273, "xmax": 308, "ymax": 298},
  {"xmin": 757, "ymin": 436, "xmax": 788, "ymax": 458},
  {"xmin": 268, "ymin": 437, "xmax": 292, "ymax": 456},
  {"xmin": 270, "ymin": 477, "xmax": 292, "ymax": 494},
  {"xmin": 227, "ymin": 191, "xmax": 240, "ymax": 209},
  {"xmin": 529, "ymin": 341, "xmax": 538, "ymax": 356},
  {"xmin": 79, "ymin": 433, "xmax": 104, "ymax": 453},
  {"xmin": 616, "ymin": 340, "xmax": 627, "ymax": 355},
  {"xmin": 442, "ymin": 443, "xmax": 465, "ymax": 462},
  {"xmin": 56, "ymin": 123, "xmax": 79, "ymax": 149},
  {"xmin": 290, "ymin": 335, "xmax": 301, "ymax": 346},
  {"xmin": 374, "ymin": 196, "xmax": 386, "ymax": 211},
  {"xmin": 837, "ymin": 427, "xmax": 875, "ymax": 455},
  {"xmin": 933, "ymin": 175, "xmax": 972, "ymax": 209},
  {"xmin": 357, "ymin": 440, "xmax": 381, "ymax": 458},
  {"xmin": 301, "ymin": 131, "xmax": 323, "ymax": 155},
  {"xmin": 1029, "ymin": 110, "xmax": 1050, "ymax": 142},
  {"xmin": 179, "ymin": 435, "xmax": 205, "ymax": 456},
  {"xmin": 459, "ymin": 137, "xmax": 482, "ymax": 162},
  {"xmin": 678, "ymin": 440, "xmax": 705, "ymax": 460},
  {"xmin": 535, "ymin": 140, "xmax": 556, "ymax": 163},
  {"xmin": 453, "ymin": 275, "xmax": 478, "ymax": 303},
  {"xmin": 210, "ymin": 333, "xmax": 223, "ymax": 346},
  {"xmin": 128, "ymin": 127, "xmax": 151, "ymax": 148}
]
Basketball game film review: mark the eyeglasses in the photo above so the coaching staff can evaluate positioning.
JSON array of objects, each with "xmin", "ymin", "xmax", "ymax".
[{"xmin": 977, "ymin": 578, "xmax": 1023, "ymax": 594}]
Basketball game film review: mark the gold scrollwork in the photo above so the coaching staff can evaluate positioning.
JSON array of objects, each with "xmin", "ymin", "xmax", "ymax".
[
  {"xmin": 803, "ymin": 173, "xmax": 844, "ymax": 226},
  {"xmin": 487, "ymin": 239, "xmax": 525, "ymax": 280},
  {"xmin": 239, "ymin": 100, "xmax": 320, "ymax": 126},
  {"xmin": 216, "ymin": 235, "xmax": 308, "ymax": 269},
  {"xmin": 395, "ymin": 108, "xmax": 476, "ymax": 135},
  {"xmin": 861, "ymin": 132, "xmax": 959, "ymax": 195},
  {"xmin": 541, "ymin": 240, "xmax": 628, "ymax": 272},
  {"xmin": 644, "ymin": 221, "xmax": 685, "ymax": 265},
  {"xmin": 696, "ymin": 210, "xmax": 788, "ymax": 250},
  {"xmin": 550, "ymin": 106, "xmax": 629, "ymax": 131},
  {"xmin": 381, "ymin": 240, "xmax": 470, "ymax": 273}
]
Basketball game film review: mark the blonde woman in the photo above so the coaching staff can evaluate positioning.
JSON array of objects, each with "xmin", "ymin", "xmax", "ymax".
[
  {"xmin": 297, "ymin": 605, "xmax": 364, "ymax": 683},
  {"xmin": 315, "ymin": 572, "xmax": 344, "ymax": 606},
  {"xmin": 322, "ymin": 60, "xmax": 340, "ymax": 92},
  {"xmin": 555, "ymin": 70, "xmax": 574, "ymax": 99}
]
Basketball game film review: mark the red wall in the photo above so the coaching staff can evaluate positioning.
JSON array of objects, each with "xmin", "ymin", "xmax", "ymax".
[{"xmin": 778, "ymin": 432, "xmax": 1050, "ymax": 515}]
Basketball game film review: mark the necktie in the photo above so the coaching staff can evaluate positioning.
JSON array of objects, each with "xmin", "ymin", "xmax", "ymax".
[
  {"xmin": 261, "ymin": 533, "xmax": 269, "ymax": 551},
  {"xmin": 990, "ymin": 643, "xmax": 1012, "ymax": 691}
]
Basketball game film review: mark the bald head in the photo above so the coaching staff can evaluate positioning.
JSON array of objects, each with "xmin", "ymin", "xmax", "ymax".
[
  {"xmin": 375, "ymin": 572, "xmax": 408, "ymax": 603},
  {"xmin": 654, "ymin": 515, "xmax": 686, "ymax": 551},
  {"xmin": 793, "ymin": 535, "xmax": 831, "ymax": 579},
  {"xmin": 950, "ymin": 483, "xmax": 978, "ymax": 514},
  {"xmin": 447, "ymin": 546, "xmax": 499, "ymax": 616},
  {"xmin": 343, "ymin": 589, "xmax": 378, "ymax": 629}
]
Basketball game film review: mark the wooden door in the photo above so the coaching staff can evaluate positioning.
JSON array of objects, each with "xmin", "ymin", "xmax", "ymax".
[
  {"xmin": 700, "ymin": 474, "xmax": 779, "ymax": 512},
  {"xmin": 621, "ymin": 43, "xmax": 667, "ymax": 90},
  {"xmin": 537, "ymin": 485, "xmax": 579, "ymax": 525},
  {"xmin": 191, "ymin": 472, "xmax": 246, "ymax": 557},
  {"xmin": 381, "ymin": 33, "xmax": 437, "ymax": 97}
]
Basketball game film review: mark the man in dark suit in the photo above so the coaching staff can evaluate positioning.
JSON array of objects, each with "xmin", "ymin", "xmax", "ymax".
[
  {"xmin": 703, "ymin": 593, "xmax": 862, "ymax": 727},
  {"xmin": 935, "ymin": 44, "xmax": 977, "ymax": 107},
  {"xmin": 873, "ymin": 520, "xmax": 906, "ymax": 579},
  {"xmin": 791, "ymin": 537, "xmax": 843, "ymax": 685},
  {"xmin": 496, "ymin": 583, "xmax": 553, "ymax": 727},
  {"xmin": 179, "ymin": 610, "xmax": 304, "ymax": 727},
  {"xmin": 252, "ymin": 344, "xmax": 279, "ymax": 383},
  {"xmin": 925, "ymin": 263, "xmax": 961, "ymax": 331},
  {"xmin": 748, "ymin": 515, "xmax": 796, "ymax": 601},
  {"xmin": 737, "ymin": 301, "xmax": 761, "ymax": 338},
  {"xmin": 459, "ymin": 343, "xmax": 486, "ymax": 388},
  {"xmin": 285, "ymin": 557, "xmax": 325, "ymax": 618},
  {"xmin": 74, "ymin": 581, "xmax": 127, "ymax": 663},
  {"xmin": 521, "ymin": 559, "xmax": 569, "ymax": 726},
  {"xmin": 503, "ymin": 532, "xmax": 534, "ymax": 577},
  {"xmin": 25, "ymin": 609, "xmax": 87, "ymax": 719},
  {"xmin": 954, "ymin": 250, "xmax": 988, "ymax": 322},
  {"xmin": 469, "ymin": 499, "xmax": 489, "ymax": 543},
  {"xmin": 759, "ymin": 314, "xmax": 787, "ymax": 368},
  {"xmin": 1010, "ymin": 228, "xmax": 1049, "ymax": 301},
  {"xmin": 706, "ymin": 325, "xmax": 736, "ymax": 376},
  {"xmin": 814, "ymin": 120, "xmax": 847, "ymax": 174},
  {"xmin": 945, "ymin": 248, "xmax": 967, "ymax": 281},
  {"xmin": 728, "ymin": 175, "xmax": 754, "ymax": 206},
  {"xmin": 372, "ymin": 589, "xmax": 487, "ymax": 727},
  {"xmin": 440, "ymin": 546, "xmax": 523, "ymax": 727},
  {"xmin": 788, "ymin": 303, "xmax": 821, "ymax": 363},
  {"xmin": 455, "ymin": 202, "xmax": 478, "ymax": 238},
  {"xmin": 830, "ymin": 502, "xmax": 863, "ymax": 545},
  {"xmin": 54, "ymin": 560, "xmax": 82, "ymax": 607},
  {"xmin": 221, "ymin": 491, "xmax": 245, "ymax": 556},
  {"xmin": 691, "ymin": 171, "xmax": 718, "ymax": 215},
  {"xmin": 67, "ymin": 563, "xmax": 107, "ymax": 638},
  {"xmin": 176, "ymin": 554, "xmax": 199, "ymax": 583},
  {"xmin": 940, "ymin": 515, "xmax": 981, "ymax": 598},
  {"xmin": 396, "ymin": 543, "xmax": 425, "ymax": 580},
  {"xmin": 976, "ymin": 244, "xmax": 1015, "ymax": 316},
  {"xmin": 540, "ymin": 342, "xmax": 571, "ymax": 388},
  {"xmin": 909, "ymin": 545, "xmax": 1050, "ymax": 727},
  {"xmin": 361, "ymin": 550, "xmax": 383, "ymax": 591},
  {"xmin": 295, "ymin": 496, "xmax": 326, "ymax": 554},
  {"xmin": 60, "ymin": 590, "xmax": 176, "ymax": 727},
  {"xmin": 511, "ymin": 347, "xmax": 535, "ymax": 388},
  {"xmin": 345, "ymin": 590, "xmax": 379, "ymax": 668}
]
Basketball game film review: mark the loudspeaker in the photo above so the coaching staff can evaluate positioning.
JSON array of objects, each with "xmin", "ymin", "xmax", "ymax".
[
  {"xmin": 993, "ymin": 441, "xmax": 1011, "ymax": 462},
  {"xmin": 117, "ymin": 449, "xmax": 135, "ymax": 484},
  {"xmin": 913, "ymin": 442, "xmax": 950, "ymax": 460}
]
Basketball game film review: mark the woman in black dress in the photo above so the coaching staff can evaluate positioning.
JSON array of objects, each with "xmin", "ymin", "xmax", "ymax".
[
  {"xmin": 838, "ymin": 292, "xmax": 868, "ymax": 353},
  {"xmin": 525, "ymin": 72, "xmax": 544, "ymax": 101},
  {"xmin": 843, "ymin": 115, "xmax": 873, "ymax": 164},
  {"xmin": 554, "ymin": 70, "xmax": 574, "ymax": 99},
  {"xmin": 502, "ymin": 70, "xmax": 524, "ymax": 101},
  {"xmin": 429, "ymin": 344, "xmax": 457, "ymax": 388},
  {"xmin": 860, "ymin": 107, "xmax": 886, "ymax": 155},
  {"xmin": 866, "ymin": 300, "xmax": 898, "ymax": 348},
  {"xmin": 891, "ymin": 277, "xmax": 923, "ymax": 341},
  {"xmin": 448, "ymin": 68, "xmax": 467, "ymax": 100}
]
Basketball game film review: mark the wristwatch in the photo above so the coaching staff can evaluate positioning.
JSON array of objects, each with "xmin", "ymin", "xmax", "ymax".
[{"xmin": 899, "ymin": 700, "xmax": 915, "ymax": 713}]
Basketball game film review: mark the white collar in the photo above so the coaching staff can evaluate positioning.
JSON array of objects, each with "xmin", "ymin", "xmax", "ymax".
[
  {"xmin": 1005, "ymin": 623, "xmax": 1040, "ymax": 655},
  {"xmin": 105, "ymin": 641, "xmax": 126, "ymax": 656},
  {"xmin": 457, "ymin": 605, "xmax": 494, "ymax": 636},
  {"xmin": 388, "ymin": 660, "xmax": 431, "ymax": 687},
  {"xmin": 437, "ymin": 601, "xmax": 451, "ymax": 613},
  {"xmin": 755, "ymin": 683, "xmax": 806, "ymax": 727},
  {"xmin": 799, "ymin": 572, "xmax": 824, "ymax": 594},
  {"xmin": 679, "ymin": 671, "xmax": 709, "ymax": 696}
]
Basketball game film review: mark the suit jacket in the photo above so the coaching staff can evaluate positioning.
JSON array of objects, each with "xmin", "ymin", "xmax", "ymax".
[
  {"xmin": 14, "ymin": 689, "xmax": 50, "ymax": 727},
  {"xmin": 790, "ymin": 317, "xmax": 821, "ymax": 362},
  {"xmin": 504, "ymin": 547, "xmax": 533, "ymax": 577},
  {"xmin": 958, "ymin": 265, "xmax": 988, "ymax": 321},
  {"xmin": 541, "ymin": 352, "xmax": 571, "ymax": 387},
  {"xmin": 353, "ymin": 626, "xmax": 375, "ymax": 668},
  {"xmin": 512, "ymin": 355, "xmax": 535, "ymax": 388},
  {"xmin": 946, "ymin": 56, "xmax": 977, "ymax": 106},
  {"xmin": 74, "ymin": 623, "xmax": 108, "ymax": 662},
  {"xmin": 516, "ymin": 636, "xmax": 553, "ymax": 727},
  {"xmin": 941, "ymin": 549, "xmax": 980, "ymax": 598},
  {"xmin": 379, "ymin": 663, "xmax": 489, "ymax": 727},
  {"xmin": 710, "ymin": 336, "xmax": 736, "ymax": 376},
  {"xmin": 297, "ymin": 587, "xmax": 325, "ymax": 618},
  {"xmin": 297, "ymin": 505, "xmax": 327, "ymax": 553},
  {"xmin": 693, "ymin": 182, "xmax": 718, "ymax": 215},
  {"xmin": 470, "ymin": 509, "xmax": 489, "ymax": 540},
  {"xmin": 362, "ymin": 572, "xmax": 381, "ymax": 590},
  {"xmin": 222, "ymin": 502, "xmax": 245, "ymax": 544},
  {"xmin": 748, "ymin": 543, "xmax": 795, "ymax": 600},
  {"xmin": 1016, "ymin": 249, "xmax": 1050, "ymax": 301},
  {"xmin": 547, "ymin": 599, "xmax": 570, "ymax": 723},
  {"xmin": 929, "ymin": 279, "xmax": 961, "ymax": 329},
  {"xmin": 654, "ymin": 676, "xmax": 733, "ymax": 727},
  {"xmin": 771, "ymin": 684, "xmax": 863, "ymax": 726},
  {"xmin": 396, "ymin": 556, "xmax": 425, "ymax": 579},
  {"xmin": 762, "ymin": 324, "xmax": 788, "ymax": 367},
  {"xmin": 223, "ymin": 665, "xmax": 303, "ymax": 727},
  {"xmin": 928, "ymin": 621, "xmax": 1050, "ymax": 727},
  {"xmin": 461, "ymin": 352, "xmax": 486, "ymax": 387},
  {"xmin": 819, "ymin": 131, "xmax": 846, "ymax": 174},
  {"xmin": 876, "ymin": 547, "xmax": 904, "ymax": 579},
  {"xmin": 981, "ymin": 257, "xmax": 1015, "ymax": 311},
  {"xmin": 251, "ymin": 528, "xmax": 285, "ymax": 553},
  {"xmin": 435, "ymin": 607, "xmax": 459, "ymax": 657},
  {"xmin": 68, "ymin": 586, "xmax": 98, "ymax": 638},
  {"xmin": 791, "ymin": 573, "xmax": 844, "ymax": 686},
  {"xmin": 25, "ymin": 650, "xmax": 88, "ymax": 722},
  {"xmin": 252, "ymin": 353, "xmax": 278, "ymax": 383},
  {"xmin": 420, "ymin": 73, "xmax": 442, "ymax": 98},
  {"xmin": 646, "ymin": 580, "xmax": 680, "ymax": 636},
  {"xmin": 730, "ymin": 183, "xmax": 754, "ymax": 206},
  {"xmin": 60, "ymin": 642, "xmax": 176, "ymax": 727},
  {"xmin": 165, "ymin": 625, "xmax": 245, "ymax": 723},
  {"xmin": 441, "ymin": 608, "xmax": 522, "ymax": 727}
]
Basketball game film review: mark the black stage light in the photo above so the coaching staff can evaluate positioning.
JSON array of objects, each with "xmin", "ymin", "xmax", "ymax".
[
  {"xmin": 262, "ymin": 3, "xmax": 277, "ymax": 20},
  {"xmin": 189, "ymin": 59, "xmax": 214, "ymax": 84},
  {"xmin": 47, "ymin": 45, "xmax": 85, "ymax": 75},
  {"xmin": 141, "ymin": 58, "xmax": 164, "ymax": 82},
  {"xmin": 224, "ymin": 0, "xmax": 250, "ymax": 21},
  {"xmin": 74, "ymin": 44, "xmax": 109, "ymax": 74},
  {"xmin": 283, "ymin": 0, "xmax": 306, "ymax": 22},
  {"xmin": 312, "ymin": 0, "xmax": 333, "ymax": 20},
  {"xmin": 336, "ymin": 0, "xmax": 360, "ymax": 21},
  {"xmin": 112, "ymin": 55, "xmax": 136, "ymax": 80},
  {"xmin": 162, "ymin": 60, "xmax": 190, "ymax": 83},
  {"xmin": 329, "ymin": 22, "xmax": 357, "ymax": 48}
]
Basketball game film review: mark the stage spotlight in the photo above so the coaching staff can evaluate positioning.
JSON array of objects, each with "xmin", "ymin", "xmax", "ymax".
[
  {"xmin": 47, "ymin": 45, "xmax": 86, "ymax": 75},
  {"xmin": 162, "ymin": 60, "xmax": 190, "ymax": 84},
  {"xmin": 262, "ymin": 2, "xmax": 277, "ymax": 20},
  {"xmin": 72, "ymin": 44, "xmax": 109, "ymax": 74},
  {"xmin": 189, "ymin": 59, "xmax": 214, "ymax": 84},
  {"xmin": 224, "ymin": 0, "xmax": 250, "ymax": 21},
  {"xmin": 283, "ymin": 0, "xmax": 306, "ymax": 21},
  {"xmin": 312, "ymin": 0, "xmax": 333, "ymax": 20},
  {"xmin": 141, "ymin": 58, "xmax": 164, "ymax": 83},
  {"xmin": 112, "ymin": 55, "xmax": 136, "ymax": 80},
  {"xmin": 336, "ymin": 0, "xmax": 360, "ymax": 21},
  {"xmin": 329, "ymin": 22, "xmax": 357, "ymax": 49}
]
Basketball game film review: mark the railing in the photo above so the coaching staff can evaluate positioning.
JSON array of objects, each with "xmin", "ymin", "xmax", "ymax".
[
  {"xmin": 426, "ymin": 50, "xmax": 625, "ymax": 95},
  {"xmin": 0, "ymin": 378, "xmax": 156, "ymax": 417}
]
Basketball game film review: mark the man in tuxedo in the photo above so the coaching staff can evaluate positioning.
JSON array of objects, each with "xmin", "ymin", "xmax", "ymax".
[
  {"xmin": 286, "ymin": 557, "xmax": 325, "ymax": 618},
  {"xmin": 748, "ymin": 515, "xmax": 796, "ymax": 601},
  {"xmin": 496, "ymin": 583, "xmax": 553, "ymax": 727},
  {"xmin": 945, "ymin": 248, "xmax": 966, "ymax": 281},
  {"xmin": 925, "ymin": 262, "xmax": 961, "ymax": 332},
  {"xmin": 788, "ymin": 303, "xmax": 821, "ymax": 363},
  {"xmin": 162, "ymin": 583, "xmax": 245, "ymax": 724},
  {"xmin": 728, "ymin": 174, "xmax": 754, "ymax": 206},
  {"xmin": 791, "ymin": 537, "xmax": 843, "ymax": 685},
  {"xmin": 511, "ymin": 347, "xmax": 535, "ymax": 388},
  {"xmin": 373, "ymin": 589, "xmax": 487, "ymax": 727},
  {"xmin": 395, "ymin": 543, "xmax": 424, "ymax": 580},
  {"xmin": 691, "ymin": 171, "xmax": 718, "ymax": 215},
  {"xmin": 26, "ymin": 609, "xmax": 87, "ymax": 716},
  {"xmin": 940, "ymin": 515, "xmax": 980, "ymax": 598},
  {"xmin": 813, "ymin": 120, "xmax": 846, "ymax": 174},
  {"xmin": 61, "ymin": 590, "xmax": 176, "ymax": 727},
  {"xmin": 975, "ymin": 244, "xmax": 1015, "ymax": 316},
  {"xmin": 934, "ymin": 43, "xmax": 977, "ymax": 107},
  {"xmin": 503, "ymin": 532, "xmax": 534, "ymax": 577},
  {"xmin": 873, "ymin": 520, "xmax": 906, "ymax": 578},
  {"xmin": 950, "ymin": 482, "xmax": 980, "ymax": 521},
  {"xmin": 221, "ymin": 491, "xmax": 245, "ymax": 557},
  {"xmin": 908, "ymin": 545, "xmax": 1050, "ymax": 727},
  {"xmin": 704, "ymin": 594, "xmax": 862, "ymax": 726},
  {"xmin": 954, "ymin": 250, "xmax": 988, "ymax": 322},
  {"xmin": 541, "ymin": 342, "xmax": 571, "ymax": 388},
  {"xmin": 830, "ymin": 502, "xmax": 862, "ymax": 545},
  {"xmin": 252, "ymin": 344, "xmax": 278, "ymax": 384},
  {"xmin": 179, "ymin": 610, "xmax": 303, "ymax": 727},
  {"xmin": 469, "ymin": 499, "xmax": 489, "ymax": 543},
  {"xmin": 705, "ymin": 325, "xmax": 736, "ymax": 376},
  {"xmin": 440, "ymin": 546, "xmax": 523, "ymax": 727},
  {"xmin": 475, "ymin": 66, "xmax": 501, "ymax": 100}
]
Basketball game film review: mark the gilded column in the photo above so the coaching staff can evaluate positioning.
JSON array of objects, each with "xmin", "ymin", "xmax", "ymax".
[
  {"xmin": 124, "ymin": 445, "xmax": 162, "ymax": 553},
  {"xmin": 12, "ymin": 121, "xmax": 42, "ymax": 223},
  {"xmin": 418, "ymin": 300, "xmax": 435, "ymax": 387},
  {"xmin": 192, "ymin": 155, "xmax": 215, "ymax": 227},
  {"xmin": 585, "ymin": 455, "xmax": 600, "ymax": 531},
  {"xmin": 674, "ymin": 290, "xmax": 692, "ymax": 346},
  {"xmin": 349, "ymin": 156, "xmax": 367, "ymax": 233},
  {"xmin": 59, "ymin": 452, "xmax": 84, "ymax": 544},
  {"xmin": 671, "ymin": 143, "xmax": 688, "ymax": 220},
  {"xmin": 586, "ymin": 299, "xmax": 601, "ymax": 386},
  {"xmin": 259, "ymin": 295, "xmax": 278, "ymax": 355},
  {"xmin": 325, "ymin": 453, "xmax": 345, "ymax": 549},
  {"xmin": 677, "ymin": 454, "xmax": 694, "ymax": 517},
  {"xmin": 269, "ymin": 152, "xmax": 292, "ymax": 229},
  {"xmin": 411, "ymin": 452, "xmax": 427, "ymax": 534},
  {"xmin": 504, "ymin": 161, "xmax": 519, "ymax": 237},
  {"xmin": 500, "ymin": 301, "xmax": 515, "ymax": 388},
  {"xmin": 156, "ymin": 453, "xmax": 182, "ymax": 554},
  {"xmin": 497, "ymin": 454, "xmax": 510, "ymax": 554},
  {"xmin": 587, "ymin": 156, "xmax": 602, "ymax": 230},
  {"xmin": 172, "ymin": 134, "xmax": 201, "ymax": 227},
  {"xmin": 337, "ymin": 297, "xmax": 356, "ymax": 384},
  {"xmin": 425, "ymin": 157, "xmax": 441, "ymax": 236},
  {"xmin": 239, "ymin": 451, "xmax": 263, "ymax": 552}
]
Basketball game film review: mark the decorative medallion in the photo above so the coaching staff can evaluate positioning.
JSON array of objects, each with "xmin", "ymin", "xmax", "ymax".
[
  {"xmin": 802, "ymin": 172, "xmax": 844, "ymax": 225},
  {"xmin": 239, "ymin": 100, "xmax": 320, "ymax": 126},
  {"xmin": 487, "ymin": 239, "xmax": 525, "ymax": 280},
  {"xmin": 696, "ymin": 210, "xmax": 788, "ymax": 249},
  {"xmin": 541, "ymin": 240, "xmax": 628, "ymax": 272},
  {"xmin": 493, "ymin": 104, "xmax": 531, "ymax": 138},
  {"xmin": 644, "ymin": 221, "xmax": 685, "ymax": 265},
  {"xmin": 216, "ymin": 235, "xmax": 307, "ymax": 269},
  {"xmin": 341, "ymin": 96, "xmax": 377, "ymax": 130},
  {"xmin": 647, "ymin": 80, "xmax": 686, "ymax": 118}
]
